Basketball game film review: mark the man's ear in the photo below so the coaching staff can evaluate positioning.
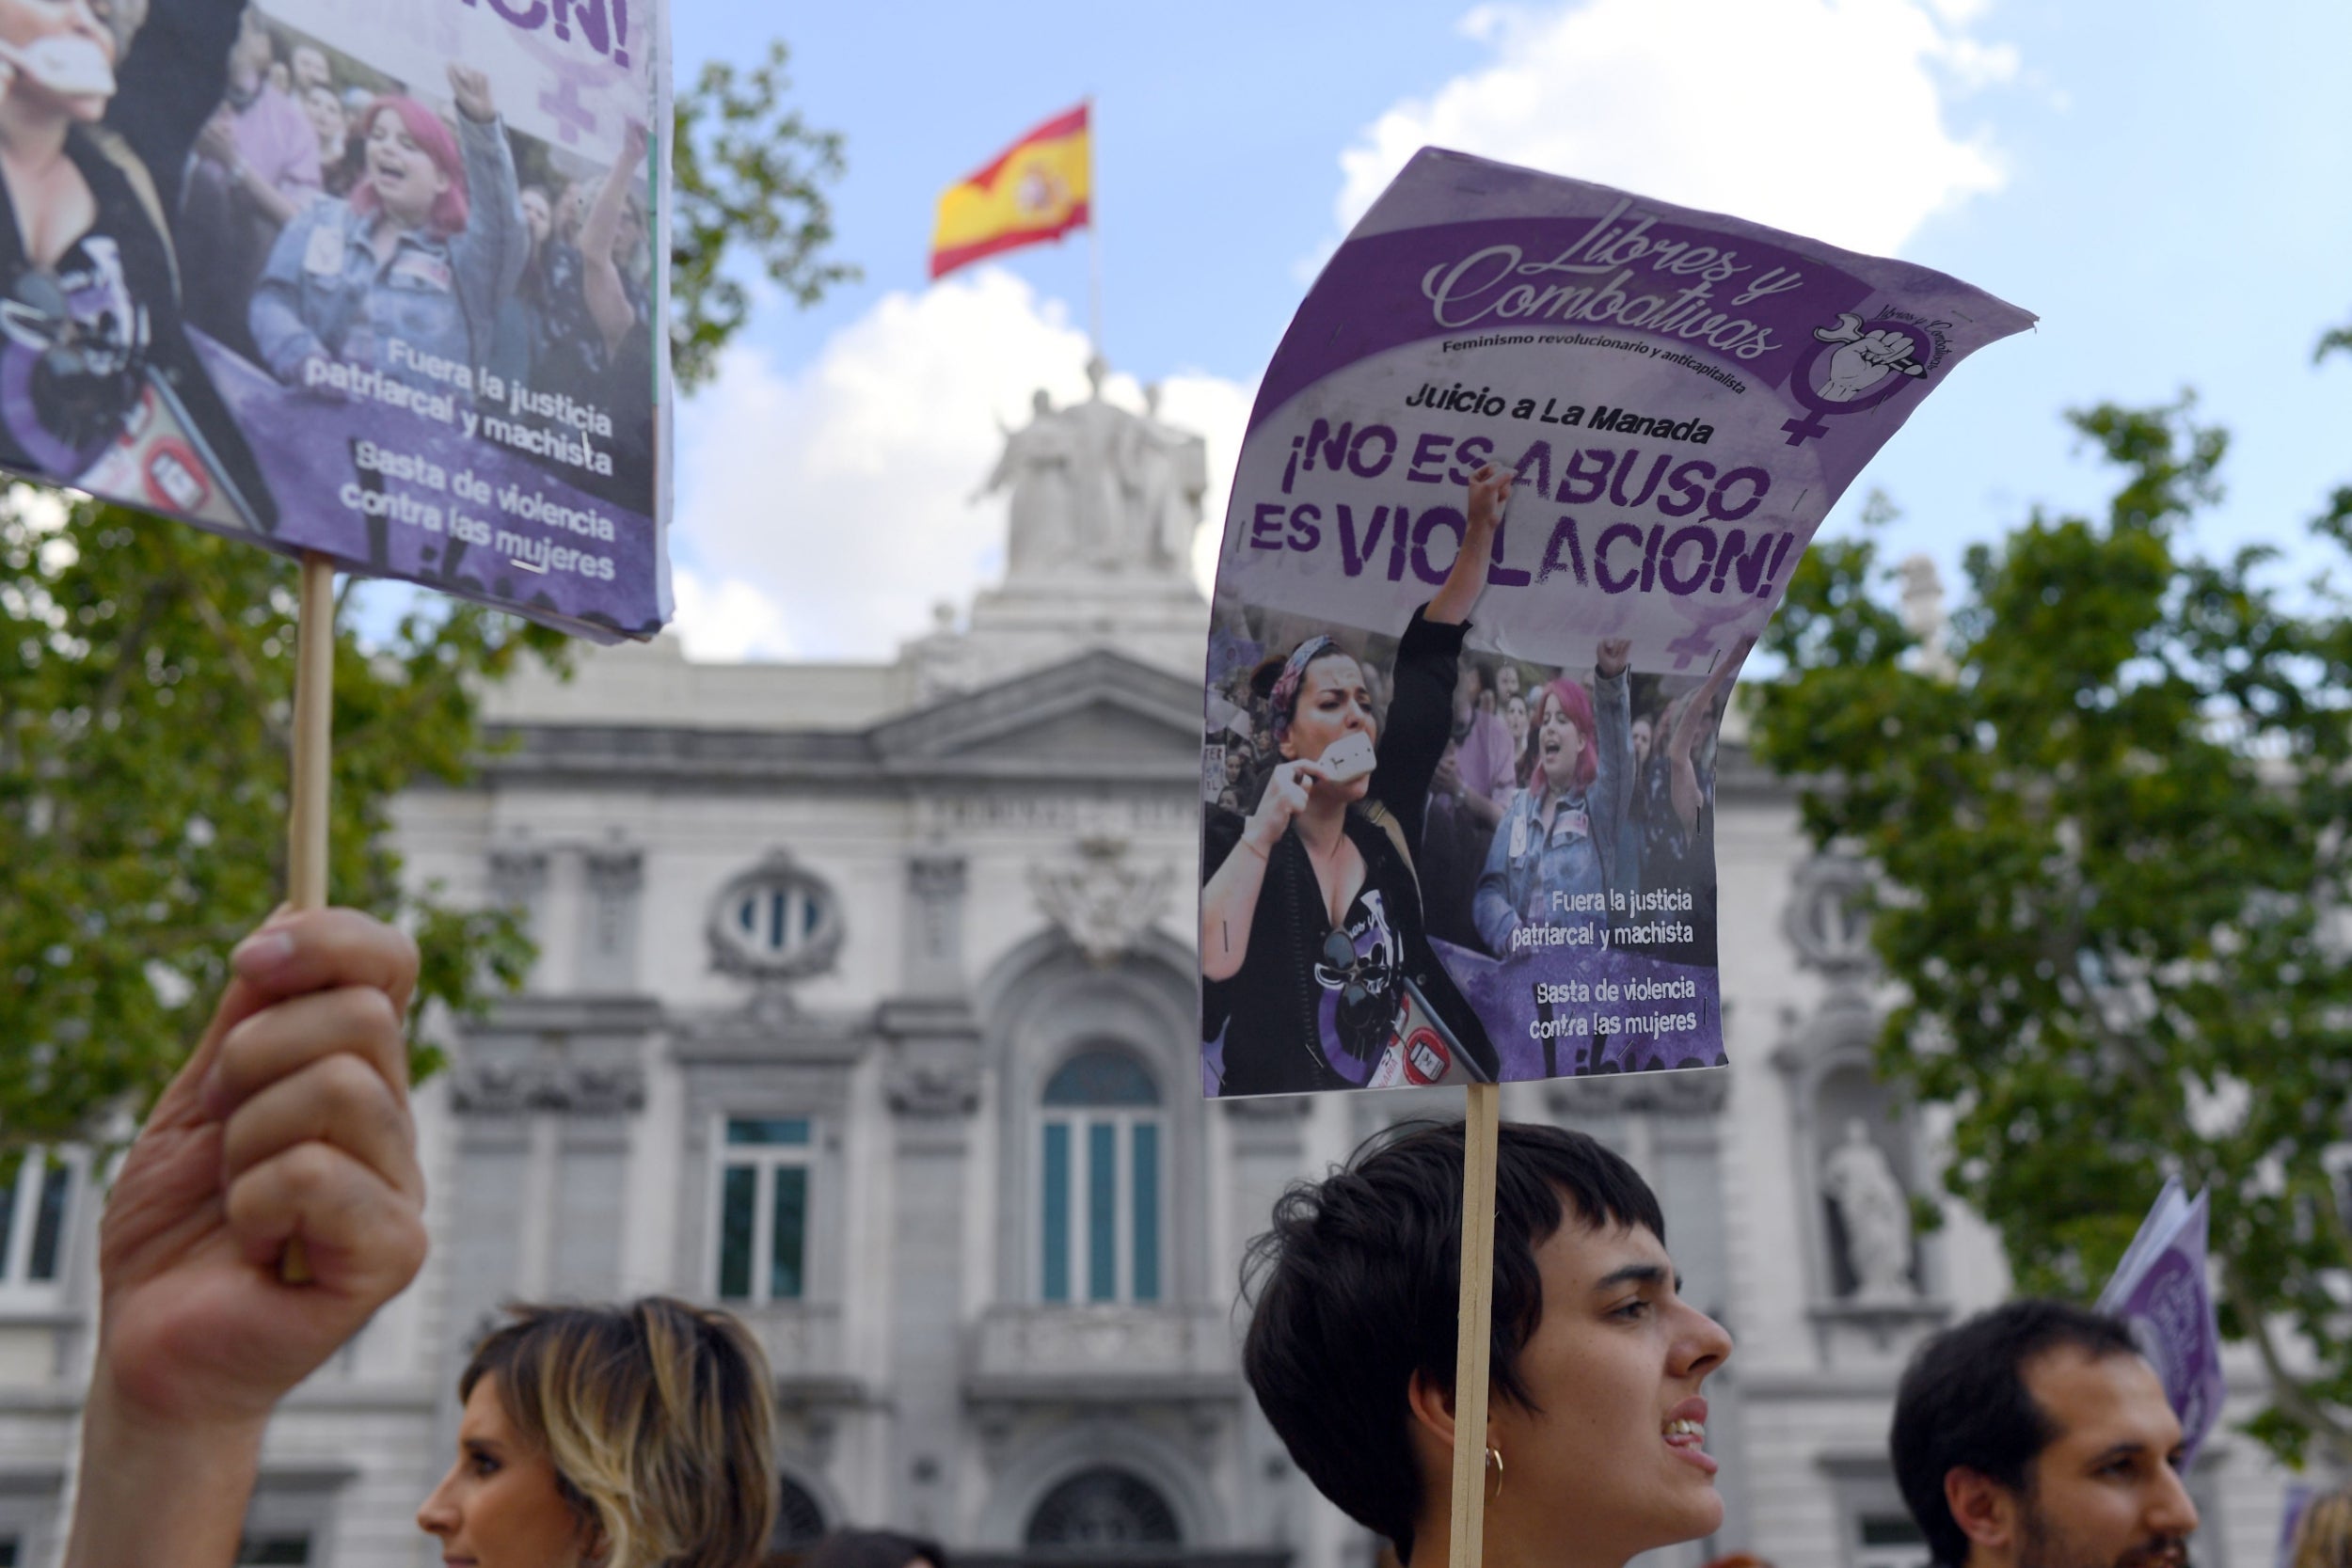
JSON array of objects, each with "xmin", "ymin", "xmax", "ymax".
[
  {"xmin": 1944, "ymin": 1467, "xmax": 2017, "ymax": 1558},
  {"xmin": 1404, "ymin": 1367, "xmax": 1458, "ymax": 1454}
]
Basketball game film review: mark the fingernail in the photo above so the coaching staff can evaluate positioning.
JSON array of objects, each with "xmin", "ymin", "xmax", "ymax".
[{"xmin": 231, "ymin": 930, "xmax": 296, "ymax": 977}]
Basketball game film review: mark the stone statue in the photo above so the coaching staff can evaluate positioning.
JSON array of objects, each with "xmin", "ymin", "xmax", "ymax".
[
  {"xmin": 1124, "ymin": 384, "xmax": 1209, "ymax": 572},
  {"xmin": 972, "ymin": 358, "xmax": 1206, "ymax": 581},
  {"xmin": 1898, "ymin": 553, "xmax": 1956, "ymax": 679},
  {"xmin": 1821, "ymin": 1117, "xmax": 1915, "ymax": 1302},
  {"xmin": 974, "ymin": 388, "xmax": 1078, "ymax": 576}
]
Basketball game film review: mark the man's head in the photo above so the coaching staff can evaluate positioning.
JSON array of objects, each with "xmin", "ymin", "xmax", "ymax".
[
  {"xmin": 1243, "ymin": 1121, "xmax": 1732, "ymax": 1567},
  {"xmin": 1891, "ymin": 1300, "xmax": 2198, "ymax": 1568},
  {"xmin": 228, "ymin": 5, "xmax": 273, "ymax": 88},
  {"xmin": 290, "ymin": 40, "xmax": 328, "ymax": 91}
]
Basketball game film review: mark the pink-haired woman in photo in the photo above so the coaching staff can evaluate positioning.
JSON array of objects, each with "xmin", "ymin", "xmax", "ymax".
[{"xmin": 249, "ymin": 64, "xmax": 524, "ymax": 404}]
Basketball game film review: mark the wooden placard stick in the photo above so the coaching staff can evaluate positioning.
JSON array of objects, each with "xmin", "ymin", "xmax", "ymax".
[
  {"xmin": 1449, "ymin": 1081, "xmax": 1502, "ymax": 1568},
  {"xmin": 277, "ymin": 551, "xmax": 337, "ymax": 1285}
]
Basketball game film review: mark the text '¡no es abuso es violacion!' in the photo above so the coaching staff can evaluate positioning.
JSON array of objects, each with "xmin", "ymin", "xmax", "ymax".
[{"xmin": 1242, "ymin": 416, "xmax": 1800, "ymax": 603}]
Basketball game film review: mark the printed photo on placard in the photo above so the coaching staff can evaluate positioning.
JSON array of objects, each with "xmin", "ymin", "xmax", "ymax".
[
  {"xmin": 0, "ymin": 0, "xmax": 667, "ymax": 640},
  {"xmin": 1200, "ymin": 148, "xmax": 2035, "ymax": 1095},
  {"xmin": 1200, "ymin": 589, "xmax": 1744, "ymax": 1096}
]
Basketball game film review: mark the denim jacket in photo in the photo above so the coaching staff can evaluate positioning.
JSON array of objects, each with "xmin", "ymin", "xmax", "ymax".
[
  {"xmin": 1471, "ymin": 667, "xmax": 1632, "ymax": 956},
  {"xmin": 250, "ymin": 112, "xmax": 525, "ymax": 399}
]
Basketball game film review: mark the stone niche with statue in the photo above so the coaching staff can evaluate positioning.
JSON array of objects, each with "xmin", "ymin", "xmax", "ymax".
[{"xmin": 904, "ymin": 358, "xmax": 1214, "ymax": 698}]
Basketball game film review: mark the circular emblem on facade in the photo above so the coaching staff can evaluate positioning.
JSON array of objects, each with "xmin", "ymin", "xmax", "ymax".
[
  {"xmin": 707, "ymin": 850, "xmax": 845, "ymax": 981},
  {"xmin": 1782, "ymin": 851, "xmax": 1875, "ymax": 979}
]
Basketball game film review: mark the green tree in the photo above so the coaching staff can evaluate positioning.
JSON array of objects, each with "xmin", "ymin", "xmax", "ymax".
[
  {"xmin": 0, "ymin": 43, "xmax": 852, "ymax": 1167},
  {"xmin": 0, "ymin": 494, "xmax": 563, "ymax": 1163},
  {"xmin": 1750, "ymin": 380, "xmax": 2352, "ymax": 1464},
  {"xmin": 671, "ymin": 40, "xmax": 858, "ymax": 391}
]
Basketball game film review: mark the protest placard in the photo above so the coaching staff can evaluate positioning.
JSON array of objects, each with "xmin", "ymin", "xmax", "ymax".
[
  {"xmin": 0, "ymin": 0, "xmax": 670, "ymax": 641},
  {"xmin": 1199, "ymin": 149, "xmax": 2033, "ymax": 1101},
  {"xmin": 0, "ymin": 0, "xmax": 671, "ymax": 1271},
  {"xmin": 2098, "ymin": 1177, "xmax": 2228, "ymax": 1464},
  {"xmin": 1202, "ymin": 148, "xmax": 2034, "ymax": 1568}
]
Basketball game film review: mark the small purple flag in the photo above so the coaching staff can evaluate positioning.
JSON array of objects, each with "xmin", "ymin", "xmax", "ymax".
[{"xmin": 2096, "ymin": 1179, "xmax": 2227, "ymax": 1465}]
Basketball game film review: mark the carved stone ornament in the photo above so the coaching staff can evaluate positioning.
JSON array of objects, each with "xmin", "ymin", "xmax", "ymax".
[
  {"xmin": 1029, "ymin": 835, "xmax": 1173, "ymax": 967},
  {"xmin": 487, "ymin": 847, "xmax": 549, "ymax": 906},
  {"xmin": 707, "ymin": 850, "xmax": 846, "ymax": 988},
  {"xmin": 583, "ymin": 847, "xmax": 644, "ymax": 896},
  {"xmin": 886, "ymin": 1056, "xmax": 983, "ymax": 1118},
  {"xmin": 1783, "ymin": 852, "xmax": 1876, "ymax": 980},
  {"xmin": 450, "ymin": 1060, "xmax": 645, "ymax": 1117}
]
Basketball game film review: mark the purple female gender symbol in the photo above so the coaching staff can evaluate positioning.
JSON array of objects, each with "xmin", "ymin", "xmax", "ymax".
[{"xmin": 1780, "ymin": 318, "xmax": 1926, "ymax": 446}]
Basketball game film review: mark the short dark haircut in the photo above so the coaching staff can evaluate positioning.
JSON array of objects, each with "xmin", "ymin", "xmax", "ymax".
[
  {"xmin": 1890, "ymin": 1299, "xmax": 2144, "ymax": 1566},
  {"xmin": 1240, "ymin": 1119, "xmax": 1666, "ymax": 1563}
]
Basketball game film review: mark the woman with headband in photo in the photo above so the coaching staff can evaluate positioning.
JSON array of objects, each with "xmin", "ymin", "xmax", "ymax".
[{"xmin": 1199, "ymin": 465, "xmax": 1513, "ymax": 1095}]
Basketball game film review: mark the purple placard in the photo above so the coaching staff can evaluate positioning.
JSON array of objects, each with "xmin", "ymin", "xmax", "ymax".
[
  {"xmin": 0, "ymin": 0, "xmax": 671, "ymax": 641},
  {"xmin": 1199, "ymin": 149, "xmax": 2032, "ymax": 1097}
]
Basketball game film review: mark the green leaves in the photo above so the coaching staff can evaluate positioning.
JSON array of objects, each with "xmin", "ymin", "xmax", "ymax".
[
  {"xmin": 670, "ymin": 40, "xmax": 858, "ymax": 391},
  {"xmin": 0, "ymin": 490, "xmax": 569, "ymax": 1152},
  {"xmin": 1753, "ymin": 389, "xmax": 2352, "ymax": 1465}
]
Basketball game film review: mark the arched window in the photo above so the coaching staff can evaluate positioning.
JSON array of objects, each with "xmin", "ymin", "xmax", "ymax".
[
  {"xmin": 770, "ymin": 1476, "xmax": 828, "ymax": 1554},
  {"xmin": 1025, "ymin": 1467, "xmax": 1182, "ymax": 1551},
  {"xmin": 1038, "ymin": 1049, "xmax": 1162, "ymax": 1305}
]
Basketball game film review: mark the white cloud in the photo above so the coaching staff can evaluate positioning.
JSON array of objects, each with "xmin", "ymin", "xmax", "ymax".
[
  {"xmin": 668, "ymin": 565, "xmax": 795, "ymax": 661},
  {"xmin": 1331, "ymin": 0, "xmax": 2015, "ymax": 259},
  {"xmin": 674, "ymin": 269, "xmax": 1252, "ymax": 661}
]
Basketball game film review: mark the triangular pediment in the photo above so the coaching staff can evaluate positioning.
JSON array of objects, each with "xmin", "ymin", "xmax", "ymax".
[{"xmin": 870, "ymin": 650, "xmax": 1202, "ymax": 776}]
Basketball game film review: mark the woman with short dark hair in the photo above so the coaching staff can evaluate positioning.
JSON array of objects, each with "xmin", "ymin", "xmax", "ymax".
[{"xmin": 1244, "ymin": 1119, "xmax": 1734, "ymax": 1568}]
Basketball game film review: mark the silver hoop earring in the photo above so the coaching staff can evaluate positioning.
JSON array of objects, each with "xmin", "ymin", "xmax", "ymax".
[{"xmin": 1485, "ymin": 1444, "xmax": 1503, "ymax": 1503}]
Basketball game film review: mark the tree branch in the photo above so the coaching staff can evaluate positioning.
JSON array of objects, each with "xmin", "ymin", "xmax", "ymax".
[{"xmin": 2223, "ymin": 1258, "xmax": 2352, "ymax": 1467}]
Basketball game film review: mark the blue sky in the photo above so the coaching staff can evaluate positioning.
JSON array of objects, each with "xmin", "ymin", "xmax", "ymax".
[{"xmin": 659, "ymin": 0, "xmax": 2352, "ymax": 661}]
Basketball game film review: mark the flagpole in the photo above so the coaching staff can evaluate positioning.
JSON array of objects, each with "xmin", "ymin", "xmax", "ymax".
[{"xmin": 1087, "ymin": 94, "xmax": 1104, "ymax": 360}]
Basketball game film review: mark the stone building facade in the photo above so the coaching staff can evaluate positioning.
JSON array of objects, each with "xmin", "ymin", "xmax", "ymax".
[{"xmin": 0, "ymin": 381, "xmax": 2314, "ymax": 1568}]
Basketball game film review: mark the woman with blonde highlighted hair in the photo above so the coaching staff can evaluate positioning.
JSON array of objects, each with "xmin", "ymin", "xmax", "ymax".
[
  {"xmin": 418, "ymin": 1296, "xmax": 778, "ymax": 1568},
  {"xmin": 2294, "ymin": 1491, "xmax": 2352, "ymax": 1568}
]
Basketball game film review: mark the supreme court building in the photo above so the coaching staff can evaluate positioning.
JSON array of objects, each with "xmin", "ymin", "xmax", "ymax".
[{"xmin": 0, "ymin": 378, "xmax": 2313, "ymax": 1568}]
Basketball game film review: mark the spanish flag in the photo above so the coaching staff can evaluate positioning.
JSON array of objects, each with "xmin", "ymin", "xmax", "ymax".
[{"xmin": 930, "ymin": 104, "xmax": 1091, "ymax": 280}]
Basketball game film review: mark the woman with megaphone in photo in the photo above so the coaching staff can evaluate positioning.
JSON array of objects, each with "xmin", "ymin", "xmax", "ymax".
[
  {"xmin": 0, "ymin": 0, "xmax": 277, "ymax": 530},
  {"xmin": 1200, "ymin": 465, "xmax": 1512, "ymax": 1096}
]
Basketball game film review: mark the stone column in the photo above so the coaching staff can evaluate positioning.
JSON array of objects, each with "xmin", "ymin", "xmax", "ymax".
[
  {"xmin": 1224, "ymin": 1096, "xmax": 1311, "ymax": 1548},
  {"xmin": 488, "ymin": 847, "xmax": 550, "ymax": 990},
  {"xmin": 878, "ymin": 999, "xmax": 983, "ymax": 1540},
  {"xmin": 582, "ymin": 847, "xmax": 645, "ymax": 992},
  {"xmin": 905, "ymin": 853, "xmax": 968, "ymax": 997}
]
